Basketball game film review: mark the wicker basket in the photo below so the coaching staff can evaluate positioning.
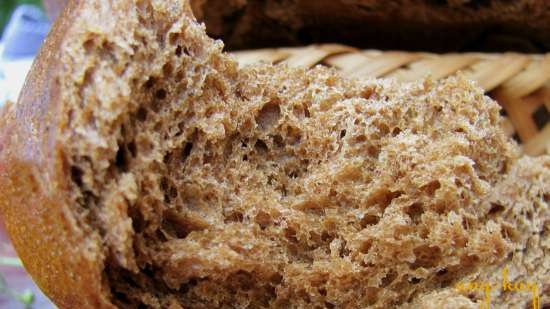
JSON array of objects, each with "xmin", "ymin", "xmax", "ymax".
[{"xmin": 232, "ymin": 45, "xmax": 550, "ymax": 156}]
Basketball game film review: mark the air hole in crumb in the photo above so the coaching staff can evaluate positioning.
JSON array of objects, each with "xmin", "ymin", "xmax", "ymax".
[
  {"xmin": 182, "ymin": 142, "xmax": 193, "ymax": 162},
  {"xmin": 115, "ymin": 146, "xmax": 128, "ymax": 172},
  {"xmin": 359, "ymin": 239, "xmax": 372, "ymax": 254},
  {"xmin": 380, "ymin": 190, "xmax": 403, "ymax": 208},
  {"xmin": 224, "ymin": 211, "xmax": 244, "ymax": 224},
  {"xmin": 360, "ymin": 214, "xmax": 379, "ymax": 228},
  {"xmin": 162, "ymin": 63, "xmax": 173, "ymax": 76},
  {"xmin": 155, "ymin": 89, "xmax": 167, "ymax": 100},
  {"xmin": 257, "ymin": 102, "xmax": 281, "ymax": 130},
  {"xmin": 273, "ymin": 135, "xmax": 285, "ymax": 148},
  {"xmin": 255, "ymin": 211, "xmax": 272, "ymax": 229},
  {"xmin": 163, "ymin": 152, "xmax": 172, "ymax": 164},
  {"xmin": 381, "ymin": 270, "xmax": 397, "ymax": 287},
  {"xmin": 255, "ymin": 140, "xmax": 268, "ymax": 153},
  {"xmin": 392, "ymin": 127, "xmax": 401, "ymax": 136},
  {"xmin": 82, "ymin": 69, "xmax": 93, "ymax": 88},
  {"xmin": 533, "ymin": 105, "xmax": 550, "ymax": 130},
  {"xmin": 284, "ymin": 227, "xmax": 298, "ymax": 243},
  {"xmin": 83, "ymin": 38, "xmax": 95, "ymax": 53},
  {"xmin": 153, "ymin": 122, "xmax": 162, "ymax": 132},
  {"xmin": 462, "ymin": 216, "xmax": 476, "ymax": 230},
  {"xmin": 304, "ymin": 106, "xmax": 311, "ymax": 118},
  {"xmin": 168, "ymin": 185, "xmax": 178, "ymax": 200},
  {"xmin": 288, "ymin": 170, "xmax": 299, "ymax": 179},
  {"xmin": 405, "ymin": 203, "xmax": 424, "ymax": 223},
  {"xmin": 175, "ymin": 70, "xmax": 184, "ymax": 80},
  {"xmin": 270, "ymin": 273, "xmax": 283, "ymax": 284},
  {"xmin": 488, "ymin": 203, "xmax": 505, "ymax": 215},
  {"xmin": 168, "ymin": 33, "xmax": 178, "ymax": 45},
  {"xmin": 362, "ymin": 87, "xmax": 374, "ymax": 99},
  {"xmin": 378, "ymin": 123, "xmax": 390, "ymax": 135},
  {"xmin": 175, "ymin": 45, "xmax": 183, "ymax": 57},
  {"xmin": 144, "ymin": 77, "xmax": 156, "ymax": 89},
  {"xmin": 501, "ymin": 225, "xmax": 518, "ymax": 241},
  {"xmin": 411, "ymin": 245, "xmax": 441, "ymax": 268},
  {"xmin": 325, "ymin": 302, "xmax": 335, "ymax": 309},
  {"xmin": 228, "ymin": 271, "xmax": 255, "ymax": 290},
  {"xmin": 129, "ymin": 205, "xmax": 145, "ymax": 233},
  {"xmin": 136, "ymin": 107, "xmax": 147, "ymax": 122},
  {"xmin": 421, "ymin": 180, "xmax": 441, "ymax": 196},
  {"xmin": 355, "ymin": 135, "xmax": 367, "ymax": 143},
  {"xmin": 137, "ymin": 137, "xmax": 153, "ymax": 155},
  {"xmin": 70, "ymin": 166, "xmax": 84, "ymax": 186},
  {"xmin": 525, "ymin": 210, "xmax": 533, "ymax": 221},
  {"xmin": 321, "ymin": 231, "xmax": 334, "ymax": 243},
  {"xmin": 367, "ymin": 145, "xmax": 379, "ymax": 157},
  {"xmin": 409, "ymin": 277, "xmax": 421, "ymax": 284},
  {"xmin": 160, "ymin": 177, "xmax": 169, "ymax": 192},
  {"xmin": 339, "ymin": 240, "xmax": 351, "ymax": 258},
  {"xmin": 340, "ymin": 130, "xmax": 346, "ymax": 139},
  {"xmin": 512, "ymin": 133, "xmax": 521, "ymax": 143},
  {"xmin": 286, "ymin": 126, "xmax": 302, "ymax": 145}
]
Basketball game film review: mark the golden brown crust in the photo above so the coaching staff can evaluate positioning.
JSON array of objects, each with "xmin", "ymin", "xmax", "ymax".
[{"xmin": 0, "ymin": 1, "xmax": 114, "ymax": 308}]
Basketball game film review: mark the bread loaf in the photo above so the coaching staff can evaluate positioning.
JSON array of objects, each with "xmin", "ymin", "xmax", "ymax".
[
  {"xmin": 191, "ymin": 0, "xmax": 550, "ymax": 52},
  {"xmin": 41, "ymin": 0, "xmax": 550, "ymax": 52},
  {"xmin": 0, "ymin": 1, "xmax": 548, "ymax": 309}
]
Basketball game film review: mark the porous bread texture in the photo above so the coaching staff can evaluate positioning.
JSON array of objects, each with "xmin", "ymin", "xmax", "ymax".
[
  {"xmin": 19, "ymin": 0, "xmax": 547, "ymax": 308},
  {"xmin": 407, "ymin": 156, "xmax": 550, "ymax": 309}
]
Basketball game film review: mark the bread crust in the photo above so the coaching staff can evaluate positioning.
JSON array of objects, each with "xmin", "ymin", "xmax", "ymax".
[
  {"xmin": 0, "ymin": 1, "xmax": 115, "ymax": 308},
  {"xmin": 40, "ymin": 0, "xmax": 550, "ymax": 52},
  {"xmin": 192, "ymin": 0, "xmax": 550, "ymax": 52}
]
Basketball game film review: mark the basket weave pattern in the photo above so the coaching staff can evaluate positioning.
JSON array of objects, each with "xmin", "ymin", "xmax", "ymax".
[{"xmin": 232, "ymin": 45, "xmax": 550, "ymax": 156}]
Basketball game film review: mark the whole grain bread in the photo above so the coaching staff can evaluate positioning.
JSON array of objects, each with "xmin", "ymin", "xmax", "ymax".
[
  {"xmin": 190, "ymin": 0, "xmax": 550, "ymax": 52},
  {"xmin": 43, "ymin": 0, "xmax": 550, "ymax": 52},
  {"xmin": 0, "ymin": 1, "xmax": 548, "ymax": 309}
]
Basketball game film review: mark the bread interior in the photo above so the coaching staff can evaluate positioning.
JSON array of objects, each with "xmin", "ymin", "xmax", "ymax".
[{"xmin": 59, "ymin": 1, "xmax": 523, "ymax": 308}]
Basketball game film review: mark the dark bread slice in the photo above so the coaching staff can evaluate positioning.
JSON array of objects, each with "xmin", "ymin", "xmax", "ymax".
[
  {"xmin": 43, "ymin": 0, "xmax": 550, "ymax": 52},
  {"xmin": 0, "ymin": 0, "xmax": 548, "ymax": 309},
  {"xmin": 190, "ymin": 0, "xmax": 550, "ymax": 52}
]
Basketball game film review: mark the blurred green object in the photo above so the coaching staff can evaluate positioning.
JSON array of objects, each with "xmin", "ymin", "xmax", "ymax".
[{"xmin": 0, "ymin": 0, "xmax": 43, "ymax": 36}]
